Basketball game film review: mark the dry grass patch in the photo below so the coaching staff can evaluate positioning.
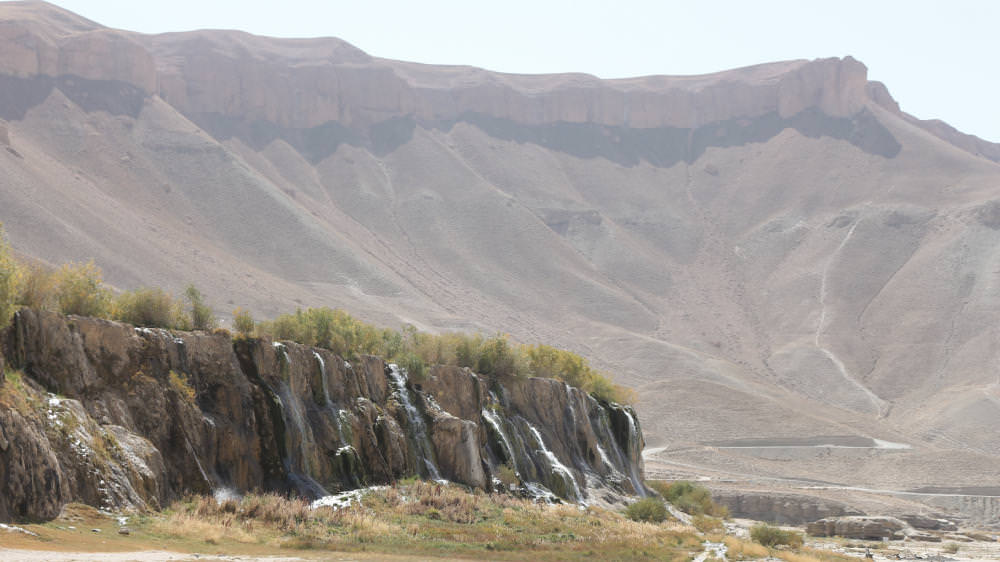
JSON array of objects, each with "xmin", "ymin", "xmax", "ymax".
[
  {"xmin": 723, "ymin": 535, "xmax": 853, "ymax": 562},
  {"xmin": 724, "ymin": 535, "xmax": 770, "ymax": 559},
  {"xmin": 141, "ymin": 484, "xmax": 701, "ymax": 560},
  {"xmin": 775, "ymin": 549, "xmax": 855, "ymax": 562},
  {"xmin": 150, "ymin": 512, "xmax": 257, "ymax": 545}
]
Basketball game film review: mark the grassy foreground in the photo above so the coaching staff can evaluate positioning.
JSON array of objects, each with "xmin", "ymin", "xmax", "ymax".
[
  {"xmin": 5, "ymin": 483, "xmax": 700, "ymax": 561},
  {"xmin": 1, "ymin": 482, "xmax": 870, "ymax": 561}
]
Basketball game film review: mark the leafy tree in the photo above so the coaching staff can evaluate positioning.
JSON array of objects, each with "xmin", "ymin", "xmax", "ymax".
[
  {"xmin": 56, "ymin": 260, "xmax": 112, "ymax": 318},
  {"xmin": 476, "ymin": 334, "xmax": 509, "ymax": 379},
  {"xmin": 16, "ymin": 261, "xmax": 57, "ymax": 311},
  {"xmin": 453, "ymin": 332, "xmax": 483, "ymax": 369},
  {"xmin": 185, "ymin": 285, "xmax": 216, "ymax": 331},
  {"xmin": 395, "ymin": 350, "xmax": 427, "ymax": 382},
  {"xmin": 114, "ymin": 287, "xmax": 179, "ymax": 328},
  {"xmin": 233, "ymin": 307, "xmax": 255, "ymax": 337},
  {"xmin": 0, "ymin": 224, "xmax": 21, "ymax": 327}
]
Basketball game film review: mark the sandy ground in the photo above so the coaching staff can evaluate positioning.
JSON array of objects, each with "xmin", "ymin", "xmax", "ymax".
[
  {"xmin": 0, "ymin": 548, "xmax": 453, "ymax": 561},
  {"xmin": 0, "ymin": 551, "xmax": 305, "ymax": 562}
]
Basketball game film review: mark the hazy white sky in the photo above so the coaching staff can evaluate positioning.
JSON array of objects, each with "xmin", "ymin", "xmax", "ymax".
[{"xmin": 51, "ymin": 0, "xmax": 1000, "ymax": 142}]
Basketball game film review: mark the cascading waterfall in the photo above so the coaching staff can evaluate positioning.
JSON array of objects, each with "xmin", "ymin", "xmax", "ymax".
[
  {"xmin": 564, "ymin": 384, "xmax": 578, "ymax": 426},
  {"xmin": 527, "ymin": 424, "xmax": 582, "ymax": 501},
  {"xmin": 592, "ymin": 406, "xmax": 628, "ymax": 475},
  {"xmin": 314, "ymin": 351, "xmax": 331, "ymax": 405},
  {"xmin": 314, "ymin": 352, "xmax": 349, "ymax": 444},
  {"xmin": 566, "ymin": 384, "xmax": 618, "ymax": 472},
  {"xmin": 621, "ymin": 409, "xmax": 646, "ymax": 497},
  {"xmin": 387, "ymin": 364, "xmax": 443, "ymax": 481},
  {"xmin": 269, "ymin": 345, "xmax": 326, "ymax": 497},
  {"xmin": 482, "ymin": 407, "xmax": 523, "ymax": 483}
]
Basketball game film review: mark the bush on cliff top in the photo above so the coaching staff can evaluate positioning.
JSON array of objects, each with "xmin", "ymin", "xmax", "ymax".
[
  {"xmin": 113, "ymin": 287, "xmax": 188, "ymax": 330},
  {"xmin": 186, "ymin": 284, "xmax": 216, "ymax": 331},
  {"xmin": 56, "ymin": 261, "xmax": 113, "ymax": 318},
  {"xmin": 0, "ymin": 224, "xmax": 633, "ymax": 404},
  {"xmin": 256, "ymin": 310, "xmax": 633, "ymax": 403},
  {"xmin": 0, "ymin": 223, "xmax": 19, "ymax": 328}
]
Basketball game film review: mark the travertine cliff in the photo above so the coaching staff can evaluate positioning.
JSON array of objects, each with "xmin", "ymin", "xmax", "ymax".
[{"xmin": 0, "ymin": 309, "xmax": 645, "ymax": 521}]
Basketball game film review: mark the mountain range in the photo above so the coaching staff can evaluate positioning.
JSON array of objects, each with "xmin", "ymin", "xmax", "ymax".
[{"xmin": 2, "ymin": 1, "xmax": 1000, "ymax": 517}]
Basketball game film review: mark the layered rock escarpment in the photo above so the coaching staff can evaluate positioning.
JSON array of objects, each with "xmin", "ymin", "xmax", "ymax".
[
  {"xmin": 0, "ymin": 309, "xmax": 646, "ymax": 521},
  {"xmin": 806, "ymin": 516, "xmax": 909, "ymax": 540},
  {"xmin": 1, "ymin": 2, "xmax": 996, "ymax": 164},
  {"xmin": 709, "ymin": 489, "xmax": 862, "ymax": 525}
]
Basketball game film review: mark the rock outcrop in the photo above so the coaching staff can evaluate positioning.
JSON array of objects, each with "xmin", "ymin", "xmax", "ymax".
[
  {"xmin": 806, "ymin": 516, "xmax": 909, "ymax": 540},
  {"xmin": 900, "ymin": 513, "xmax": 958, "ymax": 532},
  {"xmin": 711, "ymin": 490, "xmax": 862, "ymax": 525},
  {"xmin": 0, "ymin": 309, "xmax": 645, "ymax": 521}
]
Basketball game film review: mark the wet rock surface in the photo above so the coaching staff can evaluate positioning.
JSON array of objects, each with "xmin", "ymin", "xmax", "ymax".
[{"xmin": 0, "ymin": 310, "xmax": 645, "ymax": 521}]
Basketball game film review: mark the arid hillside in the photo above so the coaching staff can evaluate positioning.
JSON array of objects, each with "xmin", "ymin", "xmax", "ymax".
[{"xmin": 2, "ymin": 1, "xmax": 1000, "ymax": 509}]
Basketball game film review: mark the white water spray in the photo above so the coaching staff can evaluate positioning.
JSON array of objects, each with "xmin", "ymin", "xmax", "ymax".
[
  {"xmin": 527, "ymin": 424, "xmax": 581, "ymax": 501},
  {"xmin": 388, "ymin": 364, "xmax": 442, "ymax": 480}
]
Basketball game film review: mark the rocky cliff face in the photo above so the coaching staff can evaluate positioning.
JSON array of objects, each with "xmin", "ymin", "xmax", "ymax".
[
  {"xmin": 709, "ymin": 490, "xmax": 862, "ymax": 525},
  {"xmin": 0, "ymin": 309, "xmax": 645, "ymax": 521}
]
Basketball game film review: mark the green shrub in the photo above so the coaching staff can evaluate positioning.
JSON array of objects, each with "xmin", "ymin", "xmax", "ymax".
[
  {"xmin": 185, "ymin": 285, "xmax": 216, "ymax": 331},
  {"xmin": 453, "ymin": 332, "xmax": 483, "ymax": 369},
  {"xmin": 587, "ymin": 374, "xmax": 635, "ymax": 405},
  {"xmin": 525, "ymin": 343, "xmax": 632, "ymax": 403},
  {"xmin": 750, "ymin": 523, "xmax": 802, "ymax": 547},
  {"xmin": 649, "ymin": 480, "xmax": 729, "ymax": 518},
  {"xmin": 114, "ymin": 287, "xmax": 180, "ymax": 329},
  {"xmin": 477, "ymin": 334, "xmax": 524, "ymax": 380},
  {"xmin": 257, "ymin": 307, "xmax": 395, "ymax": 360},
  {"xmin": 56, "ymin": 260, "xmax": 112, "ymax": 318},
  {"xmin": 233, "ymin": 307, "xmax": 255, "ymax": 337},
  {"xmin": 0, "ymin": 224, "xmax": 20, "ymax": 327},
  {"xmin": 16, "ymin": 261, "xmax": 57, "ymax": 311},
  {"xmin": 943, "ymin": 542, "xmax": 960, "ymax": 554},
  {"xmin": 624, "ymin": 497, "xmax": 668, "ymax": 523},
  {"xmin": 256, "ymin": 308, "xmax": 636, "ymax": 403},
  {"xmin": 395, "ymin": 351, "xmax": 427, "ymax": 382}
]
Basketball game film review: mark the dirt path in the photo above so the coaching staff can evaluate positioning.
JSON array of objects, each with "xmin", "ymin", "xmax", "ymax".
[{"xmin": 692, "ymin": 540, "xmax": 728, "ymax": 562}]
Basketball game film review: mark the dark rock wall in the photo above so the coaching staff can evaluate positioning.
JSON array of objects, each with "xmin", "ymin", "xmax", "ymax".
[{"xmin": 0, "ymin": 309, "xmax": 645, "ymax": 521}]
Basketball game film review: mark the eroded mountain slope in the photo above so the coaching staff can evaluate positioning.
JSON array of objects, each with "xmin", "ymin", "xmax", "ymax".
[{"xmin": 2, "ymin": 1, "xmax": 1000, "ymax": 499}]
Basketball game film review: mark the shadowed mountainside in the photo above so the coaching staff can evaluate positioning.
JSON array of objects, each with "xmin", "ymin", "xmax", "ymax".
[{"xmin": 2, "ymin": 1, "xmax": 1000, "ymax": 512}]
